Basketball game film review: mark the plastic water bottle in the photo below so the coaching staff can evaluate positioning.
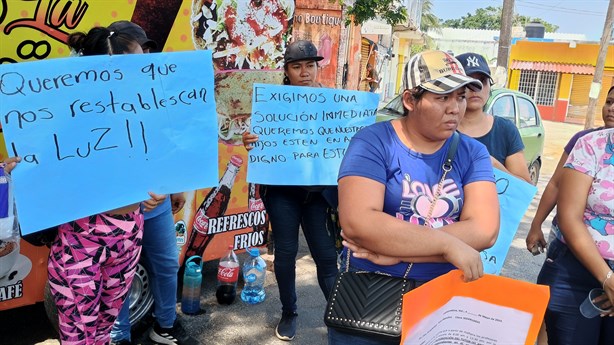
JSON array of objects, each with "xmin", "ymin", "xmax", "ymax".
[
  {"xmin": 216, "ymin": 245, "xmax": 240, "ymax": 305},
  {"xmin": 181, "ymin": 255, "xmax": 203, "ymax": 314},
  {"xmin": 240, "ymin": 247, "xmax": 266, "ymax": 304}
]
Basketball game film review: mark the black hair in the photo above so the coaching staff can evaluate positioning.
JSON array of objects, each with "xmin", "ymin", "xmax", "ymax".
[
  {"xmin": 67, "ymin": 27, "xmax": 139, "ymax": 56},
  {"xmin": 402, "ymin": 87, "xmax": 426, "ymax": 117},
  {"xmin": 609, "ymin": 85, "xmax": 614, "ymax": 95}
]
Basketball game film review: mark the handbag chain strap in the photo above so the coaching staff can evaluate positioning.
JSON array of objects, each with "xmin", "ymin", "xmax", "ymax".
[
  {"xmin": 345, "ymin": 132, "xmax": 461, "ymax": 280},
  {"xmin": 426, "ymin": 131, "xmax": 459, "ymax": 226},
  {"xmin": 425, "ymin": 167, "xmax": 449, "ymax": 227}
]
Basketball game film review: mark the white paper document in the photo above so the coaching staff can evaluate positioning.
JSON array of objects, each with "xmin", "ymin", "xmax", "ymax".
[{"xmin": 404, "ymin": 296, "xmax": 532, "ymax": 345}]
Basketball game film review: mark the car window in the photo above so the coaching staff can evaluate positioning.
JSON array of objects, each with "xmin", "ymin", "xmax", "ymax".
[
  {"xmin": 517, "ymin": 97, "xmax": 538, "ymax": 128},
  {"xmin": 385, "ymin": 95, "xmax": 404, "ymax": 116},
  {"xmin": 489, "ymin": 95, "xmax": 515, "ymax": 123}
]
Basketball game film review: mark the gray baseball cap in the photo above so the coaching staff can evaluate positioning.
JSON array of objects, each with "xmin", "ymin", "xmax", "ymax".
[{"xmin": 284, "ymin": 40, "xmax": 323, "ymax": 65}]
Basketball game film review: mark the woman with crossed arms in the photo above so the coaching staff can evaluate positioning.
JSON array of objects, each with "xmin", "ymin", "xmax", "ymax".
[{"xmin": 333, "ymin": 50, "xmax": 499, "ymax": 344}]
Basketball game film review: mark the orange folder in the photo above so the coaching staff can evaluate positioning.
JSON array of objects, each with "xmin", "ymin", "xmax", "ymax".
[{"xmin": 401, "ymin": 270, "xmax": 550, "ymax": 344}]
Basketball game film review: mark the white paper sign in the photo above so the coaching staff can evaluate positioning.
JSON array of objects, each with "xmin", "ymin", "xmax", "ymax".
[{"xmin": 403, "ymin": 296, "xmax": 532, "ymax": 345}]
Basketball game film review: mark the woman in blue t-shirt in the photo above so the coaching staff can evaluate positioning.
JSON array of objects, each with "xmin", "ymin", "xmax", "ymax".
[
  {"xmin": 332, "ymin": 50, "xmax": 500, "ymax": 345},
  {"xmin": 455, "ymin": 52, "xmax": 531, "ymax": 183}
]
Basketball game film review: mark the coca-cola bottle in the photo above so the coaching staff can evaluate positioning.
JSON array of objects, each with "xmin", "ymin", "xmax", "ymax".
[
  {"xmin": 248, "ymin": 183, "xmax": 269, "ymax": 233},
  {"xmin": 216, "ymin": 245, "xmax": 240, "ymax": 305},
  {"xmin": 248, "ymin": 183, "xmax": 271, "ymax": 253},
  {"xmin": 184, "ymin": 155, "xmax": 243, "ymax": 260}
]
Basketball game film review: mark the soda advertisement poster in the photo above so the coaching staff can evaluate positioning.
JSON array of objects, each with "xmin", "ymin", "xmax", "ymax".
[
  {"xmin": 178, "ymin": 0, "xmax": 295, "ymax": 264},
  {"xmin": 0, "ymin": 0, "xmax": 316, "ymax": 310}
]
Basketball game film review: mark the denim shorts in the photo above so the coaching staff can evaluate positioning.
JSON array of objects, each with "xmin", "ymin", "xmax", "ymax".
[{"xmin": 536, "ymin": 238, "xmax": 614, "ymax": 344}]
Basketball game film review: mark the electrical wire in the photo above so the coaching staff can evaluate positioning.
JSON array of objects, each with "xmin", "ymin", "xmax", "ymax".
[{"xmin": 516, "ymin": 0, "xmax": 605, "ymax": 16}]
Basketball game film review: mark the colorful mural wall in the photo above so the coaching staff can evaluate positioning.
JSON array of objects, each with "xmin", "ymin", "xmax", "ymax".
[
  {"xmin": 0, "ymin": 0, "xmax": 366, "ymax": 311},
  {"xmin": 0, "ymin": 0, "xmax": 298, "ymax": 309}
]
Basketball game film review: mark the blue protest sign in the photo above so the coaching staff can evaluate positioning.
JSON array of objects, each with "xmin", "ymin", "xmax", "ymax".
[
  {"xmin": 482, "ymin": 169, "xmax": 537, "ymax": 275},
  {"xmin": 0, "ymin": 50, "xmax": 219, "ymax": 234},
  {"xmin": 247, "ymin": 83, "xmax": 378, "ymax": 185}
]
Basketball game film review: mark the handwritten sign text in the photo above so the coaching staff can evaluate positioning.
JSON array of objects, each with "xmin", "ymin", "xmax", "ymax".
[
  {"xmin": 0, "ymin": 50, "xmax": 219, "ymax": 234},
  {"xmin": 247, "ymin": 83, "xmax": 378, "ymax": 185}
]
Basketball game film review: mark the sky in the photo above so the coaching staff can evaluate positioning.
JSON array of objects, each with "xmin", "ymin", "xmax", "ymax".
[{"xmin": 431, "ymin": 0, "xmax": 610, "ymax": 41}]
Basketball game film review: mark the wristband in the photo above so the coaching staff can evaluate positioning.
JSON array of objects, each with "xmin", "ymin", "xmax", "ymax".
[{"xmin": 603, "ymin": 270, "xmax": 613, "ymax": 289}]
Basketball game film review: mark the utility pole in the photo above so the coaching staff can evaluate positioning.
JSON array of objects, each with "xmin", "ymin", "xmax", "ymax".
[
  {"xmin": 584, "ymin": 0, "xmax": 614, "ymax": 129},
  {"xmin": 495, "ymin": 0, "xmax": 515, "ymax": 86}
]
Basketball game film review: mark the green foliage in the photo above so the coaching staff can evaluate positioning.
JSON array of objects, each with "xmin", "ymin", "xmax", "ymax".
[
  {"xmin": 410, "ymin": 43, "xmax": 426, "ymax": 55},
  {"xmin": 441, "ymin": 6, "xmax": 502, "ymax": 30},
  {"xmin": 331, "ymin": 0, "xmax": 408, "ymax": 26},
  {"xmin": 419, "ymin": 0, "xmax": 439, "ymax": 49},
  {"xmin": 408, "ymin": 0, "xmax": 438, "ymax": 55},
  {"xmin": 440, "ymin": 6, "xmax": 558, "ymax": 32},
  {"xmin": 420, "ymin": 0, "xmax": 440, "ymax": 33}
]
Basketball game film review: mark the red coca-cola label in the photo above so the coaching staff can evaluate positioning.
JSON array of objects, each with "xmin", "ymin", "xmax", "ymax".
[
  {"xmin": 193, "ymin": 211, "xmax": 209, "ymax": 234},
  {"xmin": 230, "ymin": 155, "xmax": 243, "ymax": 167},
  {"xmin": 249, "ymin": 199, "xmax": 264, "ymax": 212},
  {"xmin": 217, "ymin": 262, "xmax": 239, "ymax": 283}
]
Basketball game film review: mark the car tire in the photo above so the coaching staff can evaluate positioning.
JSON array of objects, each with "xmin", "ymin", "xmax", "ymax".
[
  {"xmin": 529, "ymin": 160, "xmax": 541, "ymax": 186},
  {"xmin": 42, "ymin": 263, "xmax": 154, "ymax": 335},
  {"xmin": 127, "ymin": 263, "xmax": 155, "ymax": 332}
]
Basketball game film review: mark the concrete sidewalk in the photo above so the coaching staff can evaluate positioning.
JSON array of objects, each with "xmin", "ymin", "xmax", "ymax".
[{"xmin": 133, "ymin": 235, "xmax": 329, "ymax": 345}]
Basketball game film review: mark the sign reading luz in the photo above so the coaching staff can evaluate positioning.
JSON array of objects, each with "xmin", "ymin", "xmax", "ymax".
[{"xmin": 0, "ymin": 50, "xmax": 219, "ymax": 234}]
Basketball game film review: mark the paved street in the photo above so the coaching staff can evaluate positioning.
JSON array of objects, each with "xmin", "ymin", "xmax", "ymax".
[
  {"xmin": 0, "ymin": 120, "xmax": 586, "ymax": 345},
  {"xmin": 500, "ymin": 120, "xmax": 585, "ymax": 282}
]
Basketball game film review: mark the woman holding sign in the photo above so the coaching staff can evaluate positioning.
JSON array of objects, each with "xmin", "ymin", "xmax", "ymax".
[
  {"xmin": 5, "ymin": 28, "xmax": 166, "ymax": 345},
  {"xmin": 332, "ymin": 50, "xmax": 499, "ymax": 344},
  {"xmin": 242, "ymin": 40, "xmax": 339, "ymax": 341}
]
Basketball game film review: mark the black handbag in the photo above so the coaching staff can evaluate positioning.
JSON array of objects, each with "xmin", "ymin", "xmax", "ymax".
[
  {"xmin": 324, "ymin": 132, "xmax": 460, "ymax": 340},
  {"xmin": 324, "ymin": 250, "xmax": 415, "ymax": 339}
]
